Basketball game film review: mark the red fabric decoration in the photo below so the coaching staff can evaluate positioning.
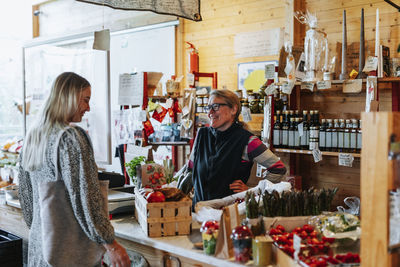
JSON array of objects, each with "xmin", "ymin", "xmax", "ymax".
[
  {"xmin": 173, "ymin": 100, "xmax": 182, "ymax": 113},
  {"xmin": 152, "ymin": 106, "xmax": 167, "ymax": 122},
  {"xmin": 168, "ymin": 107, "xmax": 174, "ymax": 117},
  {"xmin": 142, "ymin": 119, "xmax": 154, "ymax": 137}
]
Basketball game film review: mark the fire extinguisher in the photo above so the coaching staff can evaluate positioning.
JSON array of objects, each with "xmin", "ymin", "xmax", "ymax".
[{"xmin": 186, "ymin": 42, "xmax": 199, "ymax": 74}]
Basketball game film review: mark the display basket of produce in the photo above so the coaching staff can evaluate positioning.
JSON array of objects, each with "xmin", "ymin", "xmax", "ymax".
[{"xmin": 134, "ymin": 187, "xmax": 192, "ymax": 237}]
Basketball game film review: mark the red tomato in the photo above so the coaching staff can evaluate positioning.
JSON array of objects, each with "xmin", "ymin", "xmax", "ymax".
[
  {"xmin": 293, "ymin": 227, "xmax": 302, "ymax": 233},
  {"xmin": 276, "ymin": 224, "xmax": 286, "ymax": 232},
  {"xmin": 302, "ymin": 224, "xmax": 314, "ymax": 233},
  {"xmin": 269, "ymin": 228, "xmax": 282, "ymax": 236},
  {"xmin": 322, "ymin": 236, "xmax": 335, "ymax": 244},
  {"xmin": 299, "ymin": 231, "xmax": 308, "ymax": 239},
  {"xmin": 153, "ymin": 172, "xmax": 160, "ymax": 179},
  {"xmin": 146, "ymin": 191, "xmax": 166, "ymax": 202}
]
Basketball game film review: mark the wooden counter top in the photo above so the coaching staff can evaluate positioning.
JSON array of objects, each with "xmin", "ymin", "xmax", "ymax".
[
  {"xmin": 1, "ymin": 202, "xmax": 268, "ymax": 266},
  {"xmin": 110, "ymin": 215, "xmax": 247, "ymax": 267}
]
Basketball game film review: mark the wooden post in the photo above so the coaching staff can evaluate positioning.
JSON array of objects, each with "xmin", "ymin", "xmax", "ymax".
[
  {"xmin": 293, "ymin": 0, "xmax": 305, "ymax": 47},
  {"xmin": 32, "ymin": 5, "xmax": 40, "ymax": 38},
  {"xmin": 361, "ymin": 112, "xmax": 400, "ymax": 267}
]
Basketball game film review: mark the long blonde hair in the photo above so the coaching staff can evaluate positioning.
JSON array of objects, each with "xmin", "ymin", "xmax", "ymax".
[{"xmin": 22, "ymin": 72, "xmax": 90, "ymax": 171}]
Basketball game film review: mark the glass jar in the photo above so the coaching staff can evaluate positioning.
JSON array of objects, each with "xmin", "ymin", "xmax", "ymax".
[
  {"xmin": 200, "ymin": 220, "xmax": 219, "ymax": 255},
  {"xmin": 196, "ymin": 96, "xmax": 204, "ymax": 105},
  {"xmin": 249, "ymin": 99, "xmax": 260, "ymax": 113},
  {"xmin": 231, "ymin": 224, "xmax": 253, "ymax": 263},
  {"xmin": 196, "ymin": 104, "xmax": 205, "ymax": 113},
  {"xmin": 259, "ymin": 99, "xmax": 264, "ymax": 113},
  {"xmin": 248, "ymin": 92, "xmax": 256, "ymax": 102},
  {"xmin": 252, "ymin": 236, "xmax": 273, "ymax": 266},
  {"xmin": 203, "ymin": 95, "xmax": 209, "ymax": 104}
]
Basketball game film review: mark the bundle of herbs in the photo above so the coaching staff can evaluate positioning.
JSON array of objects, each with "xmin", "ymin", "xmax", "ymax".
[{"xmin": 261, "ymin": 187, "xmax": 338, "ymax": 217}]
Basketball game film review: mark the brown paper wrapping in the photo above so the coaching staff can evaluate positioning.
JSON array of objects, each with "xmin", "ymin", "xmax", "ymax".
[{"xmin": 214, "ymin": 203, "xmax": 240, "ymax": 259}]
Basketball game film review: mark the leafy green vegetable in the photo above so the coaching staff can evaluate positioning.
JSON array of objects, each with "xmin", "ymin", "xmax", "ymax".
[{"xmin": 124, "ymin": 156, "xmax": 153, "ymax": 185}]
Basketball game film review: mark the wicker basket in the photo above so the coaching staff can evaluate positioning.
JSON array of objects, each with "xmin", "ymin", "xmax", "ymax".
[{"xmin": 134, "ymin": 188, "xmax": 192, "ymax": 237}]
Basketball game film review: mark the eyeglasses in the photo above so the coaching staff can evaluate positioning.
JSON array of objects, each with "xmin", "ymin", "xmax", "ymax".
[{"xmin": 204, "ymin": 103, "xmax": 229, "ymax": 112}]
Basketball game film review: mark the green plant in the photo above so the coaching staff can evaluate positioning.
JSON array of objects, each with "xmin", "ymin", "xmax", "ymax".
[{"xmin": 125, "ymin": 156, "xmax": 153, "ymax": 185}]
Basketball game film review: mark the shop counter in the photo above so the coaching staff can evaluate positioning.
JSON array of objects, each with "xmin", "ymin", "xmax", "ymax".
[{"xmin": 1, "ymin": 203, "xmax": 269, "ymax": 266}]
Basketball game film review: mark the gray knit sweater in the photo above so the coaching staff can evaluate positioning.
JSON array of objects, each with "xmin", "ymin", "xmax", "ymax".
[{"xmin": 18, "ymin": 126, "xmax": 115, "ymax": 267}]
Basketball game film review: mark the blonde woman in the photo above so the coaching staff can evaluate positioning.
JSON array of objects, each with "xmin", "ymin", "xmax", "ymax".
[{"xmin": 19, "ymin": 72, "xmax": 130, "ymax": 267}]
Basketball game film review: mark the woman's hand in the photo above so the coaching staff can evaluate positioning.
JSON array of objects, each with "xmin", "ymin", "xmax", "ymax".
[
  {"xmin": 229, "ymin": 180, "xmax": 248, "ymax": 193},
  {"xmin": 104, "ymin": 240, "xmax": 131, "ymax": 267}
]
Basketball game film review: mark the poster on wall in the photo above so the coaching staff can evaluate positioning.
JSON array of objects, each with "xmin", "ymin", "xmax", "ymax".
[{"xmin": 238, "ymin": 61, "xmax": 278, "ymax": 93}]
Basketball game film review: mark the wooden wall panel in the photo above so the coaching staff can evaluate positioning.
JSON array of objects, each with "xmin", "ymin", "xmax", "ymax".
[
  {"xmin": 306, "ymin": 0, "xmax": 400, "ymax": 71},
  {"xmin": 181, "ymin": 0, "xmax": 288, "ymax": 90}
]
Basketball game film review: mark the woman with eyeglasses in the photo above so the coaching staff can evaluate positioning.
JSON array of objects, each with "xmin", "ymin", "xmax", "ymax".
[{"xmin": 187, "ymin": 89, "xmax": 286, "ymax": 207}]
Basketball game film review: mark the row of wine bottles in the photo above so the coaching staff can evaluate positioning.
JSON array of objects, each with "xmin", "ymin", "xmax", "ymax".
[{"xmin": 273, "ymin": 110, "xmax": 362, "ymax": 153}]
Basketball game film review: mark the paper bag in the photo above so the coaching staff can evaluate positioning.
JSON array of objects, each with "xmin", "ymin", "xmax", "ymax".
[
  {"xmin": 214, "ymin": 203, "xmax": 240, "ymax": 259},
  {"xmin": 137, "ymin": 163, "xmax": 166, "ymax": 189}
]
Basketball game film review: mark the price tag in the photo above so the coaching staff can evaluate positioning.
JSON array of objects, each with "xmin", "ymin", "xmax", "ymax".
[
  {"xmin": 343, "ymin": 79, "xmax": 362, "ymax": 93},
  {"xmin": 256, "ymin": 163, "xmax": 267, "ymax": 177},
  {"xmin": 298, "ymin": 122, "xmax": 304, "ymax": 137},
  {"xmin": 316, "ymin": 80, "xmax": 332, "ymax": 90},
  {"xmin": 242, "ymin": 106, "xmax": 252, "ymax": 122},
  {"xmin": 282, "ymin": 82, "xmax": 294, "ymax": 95},
  {"xmin": 166, "ymin": 98, "xmax": 174, "ymax": 109},
  {"xmin": 293, "ymin": 234, "xmax": 301, "ymax": 261},
  {"xmin": 338, "ymin": 153, "xmax": 354, "ymax": 167},
  {"xmin": 265, "ymin": 64, "xmax": 276, "ymax": 79},
  {"xmin": 312, "ymin": 149, "xmax": 322, "ymax": 163},
  {"xmin": 182, "ymin": 106, "xmax": 189, "ymax": 116},
  {"xmin": 138, "ymin": 110, "xmax": 147, "ymax": 122},
  {"xmin": 301, "ymin": 82, "xmax": 314, "ymax": 91},
  {"xmin": 363, "ymin": 56, "xmax": 378, "ymax": 72},
  {"xmin": 264, "ymin": 83, "xmax": 277, "ymax": 96},
  {"xmin": 187, "ymin": 73, "xmax": 195, "ymax": 86}
]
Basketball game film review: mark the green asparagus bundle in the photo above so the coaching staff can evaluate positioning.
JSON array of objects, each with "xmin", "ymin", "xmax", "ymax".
[
  {"xmin": 245, "ymin": 190, "xmax": 261, "ymax": 219},
  {"xmin": 261, "ymin": 187, "xmax": 338, "ymax": 217}
]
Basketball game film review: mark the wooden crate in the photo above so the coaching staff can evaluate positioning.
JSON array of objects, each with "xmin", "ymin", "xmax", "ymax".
[{"xmin": 134, "ymin": 189, "xmax": 192, "ymax": 237}]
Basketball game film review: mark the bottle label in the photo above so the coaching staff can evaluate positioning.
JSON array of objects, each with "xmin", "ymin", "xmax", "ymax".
[
  {"xmin": 332, "ymin": 132, "xmax": 338, "ymax": 147},
  {"xmin": 273, "ymin": 129, "xmax": 280, "ymax": 146},
  {"xmin": 344, "ymin": 133, "xmax": 350, "ymax": 148},
  {"xmin": 309, "ymin": 140, "xmax": 319, "ymax": 151},
  {"xmin": 282, "ymin": 131, "xmax": 288, "ymax": 146},
  {"xmin": 294, "ymin": 131, "xmax": 300, "ymax": 147},
  {"xmin": 301, "ymin": 130, "xmax": 308, "ymax": 146},
  {"xmin": 319, "ymin": 132, "xmax": 326, "ymax": 147},
  {"xmin": 338, "ymin": 132, "xmax": 344, "ymax": 148},
  {"xmin": 298, "ymin": 122, "xmax": 304, "ymax": 136},
  {"xmin": 350, "ymin": 132, "xmax": 357, "ymax": 149},
  {"xmin": 288, "ymin": 130, "xmax": 295, "ymax": 147},
  {"xmin": 357, "ymin": 133, "xmax": 362, "ymax": 149},
  {"xmin": 326, "ymin": 132, "xmax": 332, "ymax": 148}
]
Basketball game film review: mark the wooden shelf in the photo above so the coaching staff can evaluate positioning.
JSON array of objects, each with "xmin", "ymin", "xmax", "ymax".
[
  {"xmin": 273, "ymin": 148, "xmax": 361, "ymax": 158},
  {"xmin": 148, "ymin": 95, "xmax": 181, "ymax": 100},
  {"xmin": 148, "ymin": 141, "xmax": 190, "ymax": 146},
  {"xmin": 277, "ymin": 77, "xmax": 400, "ymax": 86}
]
